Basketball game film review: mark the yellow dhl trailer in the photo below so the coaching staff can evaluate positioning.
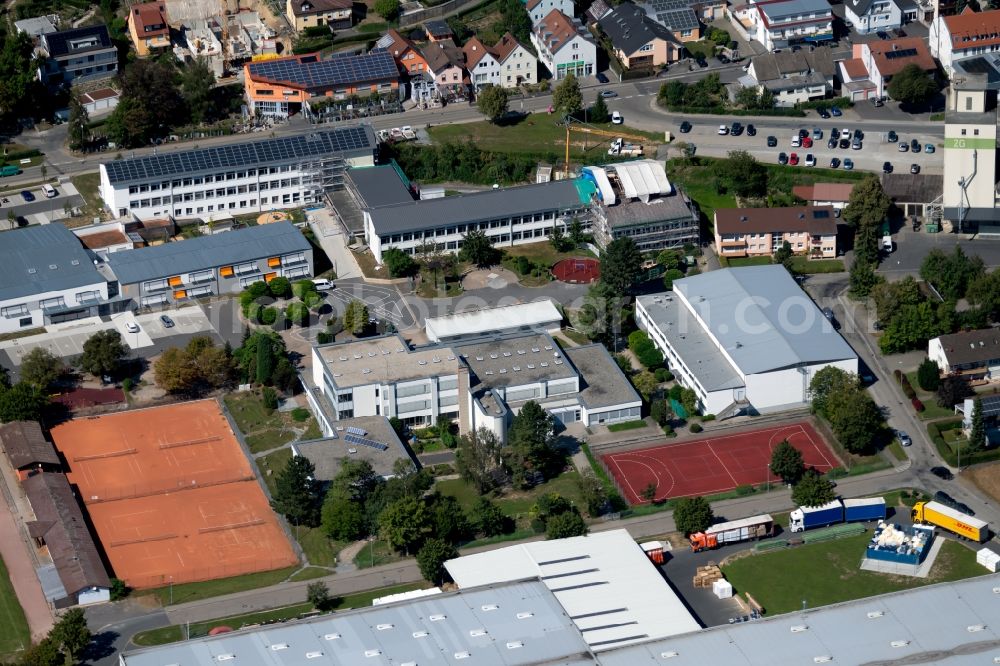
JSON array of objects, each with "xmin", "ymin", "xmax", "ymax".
[{"xmin": 911, "ymin": 501, "xmax": 988, "ymax": 542}]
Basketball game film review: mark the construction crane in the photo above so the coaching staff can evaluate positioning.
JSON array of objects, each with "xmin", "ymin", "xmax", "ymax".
[
  {"xmin": 219, "ymin": 0, "xmax": 234, "ymax": 76},
  {"xmin": 561, "ymin": 116, "xmax": 652, "ymax": 177}
]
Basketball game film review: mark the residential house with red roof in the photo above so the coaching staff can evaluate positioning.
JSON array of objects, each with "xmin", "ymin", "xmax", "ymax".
[
  {"xmin": 126, "ymin": 2, "xmax": 171, "ymax": 57},
  {"xmin": 531, "ymin": 9, "xmax": 597, "ymax": 79},
  {"xmin": 839, "ymin": 37, "xmax": 936, "ymax": 99},
  {"xmin": 464, "ymin": 36, "xmax": 501, "ymax": 89},
  {"xmin": 791, "ymin": 182, "xmax": 855, "ymax": 210},
  {"xmin": 376, "ymin": 28, "xmax": 429, "ymax": 76},
  {"xmin": 463, "ymin": 33, "xmax": 537, "ymax": 88},
  {"xmin": 931, "ymin": 7, "xmax": 1000, "ymax": 74}
]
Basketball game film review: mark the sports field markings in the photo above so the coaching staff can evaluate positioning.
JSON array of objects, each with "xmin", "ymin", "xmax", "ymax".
[{"xmin": 705, "ymin": 442, "xmax": 741, "ymax": 488}]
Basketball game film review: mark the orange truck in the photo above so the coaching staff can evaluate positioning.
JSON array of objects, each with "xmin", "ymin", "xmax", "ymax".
[{"xmin": 689, "ymin": 514, "xmax": 774, "ymax": 552}]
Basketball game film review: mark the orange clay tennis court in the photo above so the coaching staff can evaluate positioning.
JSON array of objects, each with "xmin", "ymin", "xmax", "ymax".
[{"xmin": 49, "ymin": 400, "xmax": 298, "ymax": 589}]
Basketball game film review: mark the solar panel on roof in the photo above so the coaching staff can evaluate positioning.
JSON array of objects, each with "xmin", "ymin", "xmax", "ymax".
[
  {"xmin": 344, "ymin": 433, "xmax": 389, "ymax": 451},
  {"xmin": 884, "ymin": 48, "xmax": 918, "ymax": 60},
  {"xmin": 346, "ymin": 426, "xmax": 367, "ymax": 436}
]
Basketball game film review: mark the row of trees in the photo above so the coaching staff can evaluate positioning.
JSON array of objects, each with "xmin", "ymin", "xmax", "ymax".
[
  {"xmin": 845, "ymin": 175, "xmax": 892, "ymax": 299},
  {"xmin": 809, "ymin": 367, "xmax": 884, "ymax": 454}
]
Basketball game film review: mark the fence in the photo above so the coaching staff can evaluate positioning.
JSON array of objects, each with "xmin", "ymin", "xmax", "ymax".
[
  {"xmin": 801, "ymin": 523, "xmax": 866, "ymax": 544},
  {"xmin": 129, "ymin": 557, "xmax": 299, "ymax": 591},
  {"xmin": 80, "ymin": 469, "xmax": 256, "ymax": 504}
]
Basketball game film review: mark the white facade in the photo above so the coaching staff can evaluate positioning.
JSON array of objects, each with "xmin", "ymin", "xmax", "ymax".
[
  {"xmin": 844, "ymin": 0, "xmax": 902, "ymax": 34},
  {"xmin": 748, "ymin": 0, "xmax": 833, "ymax": 52},
  {"xmin": 531, "ymin": 11, "xmax": 597, "ymax": 80},
  {"xmin": 527, "ymin": 0, "xmax": 574, "ymax": 25},
  {"xmin": 0, "ymin": 278, "xmax": 110, "ymax": 335},
  {"xmin": 424, "ymin": 300, "xmax": 562, "ymax": 342},
  {"xmin": 930, "ymin": 11, "xmax": 1000, "ymax": 75},
  {"xmin": 497, "ymin": 42, "xmax": 538, "ymax": 87},
  {"xmin": 942, "ymin": 85, "xmax": 998, "ymax": 229},
  {"xmin": 468, "ymin": 49, "xmax": 500, "ymax": 88}
]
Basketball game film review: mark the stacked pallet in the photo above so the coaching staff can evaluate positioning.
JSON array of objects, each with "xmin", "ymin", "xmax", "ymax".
[{"xmin": 693, "ymin": 564, "xmax": 723, "ymax": 588}]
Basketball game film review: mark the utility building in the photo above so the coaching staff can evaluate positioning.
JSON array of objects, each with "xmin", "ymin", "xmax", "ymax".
[{"xmin": 942, "ymin": 74, "xmax": 999, "ymax": 233}]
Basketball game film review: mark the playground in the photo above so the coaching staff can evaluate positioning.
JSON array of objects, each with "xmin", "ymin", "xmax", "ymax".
[
  {"xmin": 551, "ymin": 257, "xmax": 600, "ymax": 284},
  {"xmin": 49, "ymin": 400, "xmax": 297, "ymax": 589},
  {"xmin": 602, "ymin": 421, "xmax": 838, "ymax": 504}
]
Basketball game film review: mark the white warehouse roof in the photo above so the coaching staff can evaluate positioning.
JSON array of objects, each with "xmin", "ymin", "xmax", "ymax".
[
  {"xmin": 444, "ymin": 529, "xmax": 700, "ymax": 651},
  {"xmin": 424, "ymin": 300, "xmax": 562, "ymax": 342},
  {"xmin": 607, "ymin": 159, "xmax": 671, "ymax": 202}
]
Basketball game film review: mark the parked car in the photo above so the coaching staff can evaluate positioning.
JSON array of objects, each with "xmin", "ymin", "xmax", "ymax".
[
  {"xmin": 160, "ymin": 314, "xmax": 175, "ymax": 328},
  {"xmin": 611, "ymin": 111, "xmax": 623, "ymax": 124},
  {"xmin": 798, "ymin": 128, "xmax": 809, "ymax": 138},
  {"xmin": 802, "ymin": 136, "xmax": 813, "ymax": 148},
  {"xmin": 898, "ymin": 431, "xmax": 912, "ymax": 447},
  {"xmin": 934, "ymin": 490, "xmax": 957, "ymax": 506},
  {"xmin": 843, "ymin": 158, "xmax": 854, "ymax": 170},
  {"xmin": 679, "ymin": 121, "xmax": 692, "ymax": 133},
  {"xmin": 911, "ymin": 138, "xmax": 921, "ymax": 152},
  {"xmin": 822, "ymin": 307, "xmax": 835, "ymax": 321},
  {"xmin": 872, "ymin": 96, "xmax": 884, "ymax": 107},
  {"xmin": 899, "ymin": 142, "xmax": 909, "ymax": 152},
  {"xmin": 827, "ymin": 137, "xmax": 837, "ymax": 149},
  {"xmin": 791, "ymin": 135, "xmax": 801, "ymax": 147},
  {"xmin": 831, "ymin": 106, "xmax": 842, "ymax": 116},
  {"xmin": 930, "ymin": 466, "xmax": 954, "ymax": 480},
  {"xmin": 840, "ymin": 128, "xmax": 852, "ymax": 140},
  {"xmin": 718, "ymin": 53, "xmax": 730, "ymax": 64},
  {"xmin": 312, "ymin": 278, "xmax": 333, "ymax": 290},
  {"xmin": 746, "ymin": 124, "xmax": 757, "ymax": 136},
  {"xmin": 812, "ymin": 127, "xmax": 823, "ymax": 139},
  {"xmin": 854, "ymin": 128, "xmax": 864, "ymax": 140},
  {"xmin": 925, "ymin": 143, "xmax": 936, "ymax": 153},
  {"xmin": 596, "ymin": 72, "xmax": 610, "ymax": 83},
  {"xmin": 767, "ymin": 135, "xmax": 778, "ymax": 147},
  {"xmin": 839, "ymin": 138, "xmax": 851, "ymax": 149},
  {"xmin": 911, "ymin": 164, "xmax": 921, "ymax": 174},
  {"xmin": 817, "ymin": 107, "xmax": 831, "ymax": 118},
  {"xmin": 730, "ymin": 121, "xmax": 743, "ymax": 135},
  {"xmin": 20, "ymin": 190, "xmax": 34, "ymax": 202},
  {"xmin": 887, "ymin": 130, "xmax": 898, "ymax": 142},
  {"xmin": 789, "ymin": 152, "xmax": 800, "ymax": 165},
  {"xmin": 125, "ymin": 322, "xmax": 140, "ymax": 334},
  {"xmin": 805, "ymin": 153, "xmax": 816, "ymax": 167},
  {"xmin": 883, "ymin": 161, "xmax": 893, "ymax": 173},
  {"xmin": 778, "ymin": 152, "xmax": 789, "ymax": 165},
  {"xmin": 830, "ymin": 157, "xmax": 841, "ymax": 168},
  {"xmin": 600, "ymin": 89, "xmax": 618, "ymax": 98},
  {"xmin": 718, "ymin": 124, "xmax": 730, "ymax": 135}
]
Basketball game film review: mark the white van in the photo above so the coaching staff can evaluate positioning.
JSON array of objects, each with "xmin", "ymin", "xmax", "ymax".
[
  {"xmin": 312, "ymin": 278, "xmax": 333, "ymax": 291},
  {"xmin": 882, "ymin": 235, "xmax": 893, "ymax": 253},
  {"xmin": 42, "ymin": 184, "xmax": 57, "ymax": 198}
]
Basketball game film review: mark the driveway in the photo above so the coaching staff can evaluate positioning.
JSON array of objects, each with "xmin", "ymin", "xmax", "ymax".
[{"xmin": 881, "ymin": 225, "xmax": 1000, "ymax": 279}]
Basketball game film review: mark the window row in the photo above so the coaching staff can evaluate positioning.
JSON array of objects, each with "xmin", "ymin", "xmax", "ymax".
[{"xmin": 126, "ymin": 166, "xmax": 296, "ymax": 194}]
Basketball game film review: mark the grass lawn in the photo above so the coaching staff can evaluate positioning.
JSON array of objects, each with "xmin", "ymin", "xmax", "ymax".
[
  {"xmin": 64, "ymin": 172, "xmax": 105, "ymax": 228},
  {"xmin": 682, "ymin": 39, "xmax": 717, "ymax": 59},
  {"xmin": 503, "ymin": 241, "xmax": 596, "ymax": 265},
  {"xmin": 887, "ymin": 438, "xmax": 908, "ymax": 462},
  {"xmin": 288, "ymin": 567, "xmax": 332, "ymax": 582},
  {"xmin": 245, "ymin": 428, "xmax": 296, "ymax": 454},
  {"xmin": 258, "ymin": 449, "xmax": 292, "ymax": 496},
  {"xmin": 789, "ymin": 256, "xmax": 845, "ymax": 273},
  {"xmin": 428, "ymin": 118, "xmax": 663, "ymax": 162},
  {"xmin": 723, "ymin": 256, "xmax": 772, "ymax": 268},
  {"xmin": 352, "ymin": 248, "xmax": 388, "ymax": 280},
  {"xmin": 904, "ymin": 372, "xmax": 956, "ymax": 421},
  {"xmin": 301, "ymin": 418, "xmax": 323, "ymax": 441},
  {"xmin": 143, "ymin": 566, "xmax": 299, "ymax": 606},
  {"xmin": 0, "ymin": 555, "xmax": 29, "ymax": 660},
  {"xmin": 133, "ymin": 582, "xmax": 430, "ymax": 646},
  {"xmin": 606, "ymin": 419, "xmax": 648, "ymax": 432},
  {"xmin": 722, "ymin": 532, "xmax": 983, "ymax": 615},
  {"xmin": 559, "ymin": 328, "xmax": 591, "ymax": 345},
  {"xmin": 436, "ymin": 470, "xmax": 585, "ymax": 521},
  {"xmin": 224, "ymin": 392, "xmax": 285, "ymax": 433},
  {"xmin": 293, "ymin": 527, "xmax": 340, "ymax": 568},
  {"xmin": 354, "ymin": 538, "xmax": 405, "ymax": 569}
]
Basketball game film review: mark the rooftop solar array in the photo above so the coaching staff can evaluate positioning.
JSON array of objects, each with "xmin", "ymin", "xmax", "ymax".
[
  {"xmin": 248, "ymin": 51, "xmax": 399, "ymax": 90},
  {"xmin": 103, "ymin": 126, "xmax": 376, "ymax": 185},
  {"xmin": 344, "ymin": 433, "xmax": 389, "ymax": 451},
  {"xmin": 884, "ymin": 47, "xmax": 918, "ymax": 59},
  {"xmin": 647, "ymin": 0, "xmax": 699, "ymax": 31},
  {"xmin": 346, "ymin": 426, "xmax": 367, "ymax": 436}
]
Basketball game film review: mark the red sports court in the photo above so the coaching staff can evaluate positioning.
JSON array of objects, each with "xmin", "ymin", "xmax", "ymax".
[
  {"xmin": 602, "ymin": 421, "xmax": 839, "ymax": 504},
  {"xmin": 551, "ymin": 257, "xmax": 600, "ymax": 283}
]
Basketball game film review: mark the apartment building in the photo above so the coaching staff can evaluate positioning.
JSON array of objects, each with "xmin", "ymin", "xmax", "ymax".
[
  {"xmin": 492, "ymin": 32, "xmax": 538, "ymax": 87},
  {"xmin": 99, "ymin": 126, "xmax": 377, "ymax": 220},
  {"xmin": 107, "ymin": 222, "xmax": 313, "ymax": 308},
  {"xmin": 38, "ymin": 25, "xmax": 118, "ymax": 86},
  {"xmin": 931, "ymin": 7, "xmax": 1000, "ymax": 74},
  {"xmin": 285, "ymin": 0, "xmax": 353, "ymax": 31},
  {"xmin": 531, "ymin": 9, "xmax": 597, "ymax": 80},
  {"xmin": 839, "ymin": 37, "xmax": 936, "ymax": 99},
  {"xmin": 843, "ymin": 0, "xmax": 907, "ymax": 34},
  {"xmin": 0, "ymin": 225, "xmax": 114, "ymax": 335},
  {"xmin": 748, "ymin": 0, "xmax": 834, "ymax": 52},
  {"xmin": 598, "ymin": 4, "xmax": 682, "ymax": 69},
  {"xmin": 309, "ymin": 331, "xmax": 640, "ymax": 440},
  {"xmin": 527, "ymin": 0, "xmax": 575, "ymax": 25},
  {"xmin": 423, "ymin": 39, "xmax": 467, "ymax": 87},
  {"xmin": 126, "ymin": 2, "xmax": 171, "ymax": 57},
  {"xmin": 244, "ymin": 52, "xmax": 399, "ymax": 119},
  {"xmin": 714, "ymin": 205, "xmax": 838, "ymax": 259}
]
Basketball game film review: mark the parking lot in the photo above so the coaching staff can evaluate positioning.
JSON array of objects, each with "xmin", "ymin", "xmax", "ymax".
[
  {"xmin": 0, "ymin": 306, "xmax": 220, "ymax": 376},
  {"xmin": 0, "ymin": 181, "xmax": 84, "ymax": 228}
]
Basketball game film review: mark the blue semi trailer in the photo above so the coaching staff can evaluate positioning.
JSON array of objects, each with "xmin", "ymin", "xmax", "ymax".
[{"xmin": 790, "ymin": 497, "xmax": 886, "ymax": 532}]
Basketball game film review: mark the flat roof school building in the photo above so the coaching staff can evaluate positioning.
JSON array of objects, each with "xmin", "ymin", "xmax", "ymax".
[
  {"xmin": 99, "ymin": 127, "xmax": 377, "ymax": 220},
  {"xmin": 636, "ymin": 265, "xmax": 858, "ymax": 418}
]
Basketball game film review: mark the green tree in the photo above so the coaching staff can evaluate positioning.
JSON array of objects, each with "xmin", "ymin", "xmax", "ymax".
[
  {"xmin": 969, "ymin": 397, "xmax": 986, "ymax": 452},
  {"xmin": 568, "ymin": 218, "xmax": 585, "ymax": 246},
  {"xmin": 469, "ymin": 497, "xmax": 509, "ymax": 536},
  {"xmin": 373, "ymin": 0, "xmax": 401, "ymax": 19},
  {"xmin": 734, "ymin": 85, "xmax": 759, "ymax": 109},
  {"xmin": 966, "ymin": 269, "xmax": 1000, "ymax": 318},
  {"xmin": 110, "ymin": 577, "xmax": 130, "ymax": 601},
  {"xmin": 632, "ymin": 370, "xmax": 659, "ymax": 400},
  {"xmin": 808, "ymin": 366, "xmax": 859, "ymax": 418},
  {"xmin": 321, "ymin": 490, "xmax": 367, "ymax": 540},
  {"xmin": 270, "ymin": 455, "xmax": 322, "ymax": 527},
  {"xmin": 673, "ymin": 496, "xmax": 714, "ymax": 535},
  {"xmin": 181, "ymin": 57, "xmax": 216, "ymax": 125},
  {"xmin": 920, "ymin": 246, "xmax": 984, "ymax": 300},
  {"xmin": 826, "ymin": 388, "xmax": 882, "ymax": 454},
  {"xmin": 886, "ymin": 63, "xmax": 938, "ymax": 106},
  {"xmin": 382, "ymin": 248, "xmax": 416, "ymax": 277},
  {"xmin": 545, "ymin": 510, "xmax": 588, "ymax": 539},
  {"xmin": 553, "ymin": 73, "xmax": 583, "ymax": 118},
  {"xmin": 68, "ymin": 94, "xmax": 91, "ymax": 150},
  {"xmin": 758, "ymin": 87, "xmax": 775, "ymax": 110},
  {"xmin": 680, "ymin": 387, "xmax": 698, "ymax": 416},
  {"xmin": 936, "ymin": 376, "xmax": 974, "ymax": 409},
  {"xmin": 456, "ymin": 427, "xmax": 507, "ymax": 493},
  {"xmin": 307, "ymin": 581, "xmax": 332, "ymax": 611},
  {"xmin": 917, "ymin": 358, "xmax": 941, "ymax": 391},
  {"xmin": 849, "ymin": 256, "xmax": 881, "ymax": 299},
  {"xmin": 268, "ymin": 276, "xmax": 292, "ymax": 298},
  {"xmin": 292, "ymin": 279, "xmax": 319, "ymax": 300},
  {"xmin": 791, "ymin": 468, "xmax": 836, "ymax": 507},
  {"xmin": 255, "ymin": 334, "xmax": 274, "ymax": 384},
  {"xmin": 416, "ymin": 538, "xmax": 458, "ymax": 584},
  {"xmin": 154, "ymin": 346, "xmax": 198, "ymax": 393},
  {"xmin": 285, "ymin": 301, "xmax": 310, "ymax": 327},
  {"xmin": 714, "ymin": 150, "xmax": 768, "ymax": 198},
  {"xmin": 458, "ymin": 229, "xmax": 499, "ymax": 267},
  {"xmin": 19, "ymin": 347, "xmax": 63, "ymax": 391},
  {"xmin": 878, "ymin": 301, "xmax": 944, "ymax": 354},
  {"xmin": 590, "ymin": 93, "xmax": 609, "ymax": 123},
  {"xmin": 20, "ymin": 637, "xmax": 63, "ymax": 666},
  {"xmin": 871, "ymin": 277, "xmax": 922, "ymax": 325},
  {"xmin": 50, "ymin": 607, "xmax": 92, "ymax": 664},
  {"xmin": 549, "ymin": 224, "xmax": 568, "ymax": 251},
  {"xmin": 476, "ymin": 84, "xmax": 509, "ymax": 122},
  {"xmin": 770, "ymin": 439, "xmax": 805, "ymax": 484},
  {"xmin": 842, "ymin": 174, "xmax": 891, "ymax": 229},
  {"xmin": 576, "ymin": 470, "xmax": 608, "ymax": 517},
  {"xmin": 80, "ymin": 330, "xmax": 128, "ymax": 378},
  {"xmin": 0, "ymin": 32, "xmax": 39, "ymax": 118},
  {"xmin": 773, "ymin": 240, "xmax": 793, "ymax": 266},
  {"xmin": 507, "ymin": 401, "xmax": 557, "ymax": 488},
  {"xmin": 662, "ymin": 268, "xmax": 684, "ymax": 290},
  {"xmin": 343, "ymin": 299, "xmax": 370, "ymax": 335},
  {"xmin": 107, "ymin": 59, "xmax": 184, "ymax": 147},
  {"xmin": 599, "ymin": 236, "xmax": 643, "ymax": 296},
  {"xmin": 0, "ymin": 383, "xmax": 47, "ymax": 422},
  {"xmin": 379, "ymin": 496, "xmax": 432, "ymax": 554}
]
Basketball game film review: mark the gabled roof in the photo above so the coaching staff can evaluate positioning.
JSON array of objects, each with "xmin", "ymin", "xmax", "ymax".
[
  {"xmin": 751, "ymin": 46, "xmax": 834, "ymax": 82},
  {"xmin": 128, "ymin": 2, "xmax": 169, "ymax": 36},
  {"xmin": 43, "ymin": 24, "xmax": 113, "ymax": 57},
  {"xmin": 934, "ymin": 328, "xmax": 1000, "ymax": 366},
  {"xmin": 23, "ymin": 472, "xmax": 110, "ymax": 596},
  {"xmin": 792, "ymin": 182, "xmax": 855, "ymax": 202},
  {"xmin": 715, "ymin": 205, "xmax": 838, "ymax": 235},
  {"xmin": 535, "ymin": 9, "xmax": 593, "ymax": 55},
  {"xmin": 943, "ymin": 6, "xmax": 1000, "ymax": 50},
  {"xmin": 422, "ymin": 38, "xmax": 465, "ymax": 73},
  {"xmin": 462, "ymin": 36, "xmax": 495, "ymax": 68},
  {"xmin": 841, "ymin": 57, "xmax": 869, "ymax": 79},
  {"xmin": 599, "ymin": 4, "xmax": 677, "ymax": 55},
  {"xmin": 423, "ymin": 19, "xmax": 453, "ymax": 38},
  {"xmin": 866, "ymin": 37, "xmax": 936, "ymax": 76},
  {"xmin": 287, "ymin": 0, "xmax": 352, "ymax": 16},
  {"xmin": 844, "ymin": 0, "xmax": 896, "ymax": 18},
  {"xmin": 805, "ymin": 44, "xmax": 835, "ymax": 76},
  {"xmin": 587, "ymin": 0, "xmax": 613, "ymax": 22},
  {"xmin": 0, "ymin": 421, "xmax": 60, "ymax": 470},
  {"xmin": 246, "ymin": 51, "xmax": 399, "ymax": 91},
  {"xmin": 491, "ymin": 32, "xmax": 528, "ymax": 62},
  {"xmin": 375, "ymin": 28, "xmax": 419, "ymax": 60}
]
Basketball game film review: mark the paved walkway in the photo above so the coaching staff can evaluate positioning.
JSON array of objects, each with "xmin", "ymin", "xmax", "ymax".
[
  {"xmin": 308, "ymin": 211, "xmax": 361, "ymax": 280},
  {"xmin": 0, "ymin": 497, "xmax": 53, "ymax": 642}
]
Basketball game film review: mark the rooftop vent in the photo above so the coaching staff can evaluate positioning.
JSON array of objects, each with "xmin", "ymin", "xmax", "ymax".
[
  {"xmin": 503, "ymin": 352, "xmax": 512, "ymax": 357},
  {"xmin": 499, "ymin": 368, "xmax": 507, "ymax": 374},
  {"xmin": 740, "ymin": 215, "xmax": 748, "ymax": 222},
  {"xmin": 419, "ymin": 360, "xmax": 427, "ymax": 365},
  {"xmin": 433, "ymin": 357, "xmax": 441, "ymax": 363},
  {"xmin": 790, "ymin": 625, "xmax": 808, "ymax": 633},
  {"xmin": 49, "ymin": 264, "xmax": 57, "ymax": 270},
  {"xmin": 354, "ymin": 354, "xmax": 362, "ymax": 359},
  {"xmin": 485, "ymin": 370, "xmax": 494, "ymax": 375},
  {"xmin": 813, "ymin": 658, "xmax": 832, "ymax": 664},
  {"xmin": 215, "ymin": 655, "xmax": 235, "ymax": 662},
  {"xmin": 412, "ymin": 631, "xmax": 429, "ymax": 638},
  {"xmin": 531, "ymin": 347, "xmax": 540, "ymax": 353},
  {"xmin": 476, "ymin": 356, "xmax": 484, "ymax": 361},
  {"xmin": 470, "ymin": 629, "xmax": 487, "ymax": 637},
  {"xmin": 368, "ymin": 351, "xmax": 375, "ymax": 357},
  {"xmin": 513, "ymin": 366, "xmax": 521, "ymax": 372},
  {"xmin": 339, "ymin": 356, "xmax": 347, "ymax": 361},
  {"xmin": 518, "ymin": 350, "xmax": 526, "ymax": 355},
  {"xmin": 305, "ymin": 652, "xmax": 323, "ymax": 659},
  {"xmin": 454, "ymin": 652, "xmax": 471, "ymax": 660},
  {"xmin": 376, "ymin": 624, "xmax": 394, "ymax": 631},
  {"xmin": 544, "ymin": 345, "xmax": 553, "ymax": 350},
  {"xmin": 516, "ymin": 612, "xmax": 534, "ymax": 619},
  {"xmin": 661, "ymin": 652, "xmax": 679, "ymax": 659},
  {"xmin": 430, "ymin": 614, "xmax": 447, "ymax": 622},
  {"xmin": 364, "ymin": 649, "xmax": 382, "ymax": 658},
  {"xmin": 490, "ymin": 353, "xmax": 499, "ymax": 359},
  {"xmin": 541, "ymin": 362, "xmax": 549, "ymax": 367},
  {"xmin": 482, "ymin": 604, "xmax": 499, "ymax": 611},
  {"xmin": 968, "ymin": 624, "xmax": 986, "ymax": 633},
  {"xmin": 27, "ymin": 268, "xmax": 36, "ymax": 274},
  {"xmin": 507, "ymin": 641, "xmax": 524, "ymax": 650},
  {"xmin": 71, "ymin": 260, "xmax": 80, "ymax": 266},
  {"xmin": 866, "ymin": 611, "xmax": 884, "ymax": 619},
  {"xmin": 890, "ymin": 640, "xmax": 909, "ymax": 648},
  {"xmin": 269, "ymin": 644, "xmax": 288, "ymax": 651},
  {"xmin": 527, "ymin": 364, "xmax": 535, "ymax": 369}
]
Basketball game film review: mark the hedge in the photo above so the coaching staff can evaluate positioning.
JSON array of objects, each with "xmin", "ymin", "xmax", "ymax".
[
  {"xmin": 925, "ymin": 418, "xmax": 1000, "ymax": 466},
  {"xmin": 911, "ymin": 398, "xmax": 924, "ymax": 412},
  {"xmin": 659, "ymin": 103, "xmax": 806, "ymax": 118},
  {"xmin": 796, "ymin": 96, "xmax": 853, "ymax": 110},
  {"xmin": 2, "ymin": 148, "xmax": 42, "ymax": 161}
]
